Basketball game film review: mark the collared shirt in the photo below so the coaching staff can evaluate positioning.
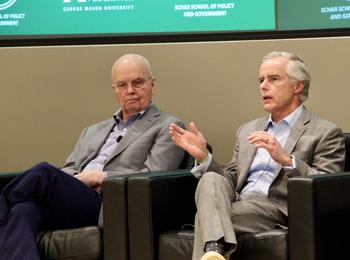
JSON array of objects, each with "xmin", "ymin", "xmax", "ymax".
[
  {"xmin": 240, "ymin": 105, "xmax": 303, "ymax": 197},
  {"xmin": 82, "ymin": 103, "xmax": 151, "ymax": 172},
  {"xmin": 192, "ymin": 105, "xmax": 304, "ymax": 197}
]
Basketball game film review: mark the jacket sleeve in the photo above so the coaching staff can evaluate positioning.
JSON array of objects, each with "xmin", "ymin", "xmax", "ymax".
[{"xmin": 60, "ymin": 127, "xmax": 89, "ymax": 175}]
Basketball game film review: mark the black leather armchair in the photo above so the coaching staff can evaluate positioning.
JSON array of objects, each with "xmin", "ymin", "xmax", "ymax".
[
  {"xmin": 124, "ymin": 133, "xmax": 350, "ymax": 260},
  {"xmin": 0, "ymin": 151, "xmax": 194, "ymax": 260},
  {"xmin": 0, "ymin": 171, "xmax": 130, "ymax": 260},
  {"xmin": 288, "ymin": 172, "xmax": 350, "ymax": 260}
]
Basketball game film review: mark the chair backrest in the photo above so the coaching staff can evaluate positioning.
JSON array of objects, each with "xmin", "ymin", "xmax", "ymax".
[{"xmin": 343, "ymin": 133, "xmax": 350, "ymax": 171}]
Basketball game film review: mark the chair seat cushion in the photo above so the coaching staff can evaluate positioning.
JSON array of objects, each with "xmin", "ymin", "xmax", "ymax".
[
  {"xmin": 37, "ymin": 226, "xmax": 101, "ymax": 260},
  {"xmin": 234, "ymin": 229, "xmax": 288, "ymax": 260},
  {"xmin": 159, "ymin": 229, "xmax": 194, "ymax": 260},
  {"xmin": 159, "ymin": 228, "xmax": 288, "ymax": 260}
]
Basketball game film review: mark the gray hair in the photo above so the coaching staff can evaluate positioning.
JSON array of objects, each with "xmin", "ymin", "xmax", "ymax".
[{"xmin": 263, "ymin": 51, "xmax": 311, "ymax": 102}]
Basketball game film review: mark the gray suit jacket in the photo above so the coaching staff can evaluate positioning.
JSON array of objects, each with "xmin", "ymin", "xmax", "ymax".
[
  {"xmin": 208, "ymin": 108, "xmax": 345, "ymax": 216},
  {"xmin": 61, "ymin": 105, "xmax": 186, "ymax": 177}
]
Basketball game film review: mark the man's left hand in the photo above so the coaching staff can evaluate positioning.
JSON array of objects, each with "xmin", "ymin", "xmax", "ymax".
[
  {"xmin": 74, "ymin": 170, "xmax": 107, "ymax": 192},
  {"xmin": 248, "ymin": 131, "xmax": 292, "ymax": 166}
]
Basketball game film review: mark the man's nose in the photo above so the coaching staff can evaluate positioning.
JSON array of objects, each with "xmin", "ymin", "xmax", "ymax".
[
  {"xmin": 260, "ymin": 79, "xmax": 269, "ymax": 90},
  {"xmin": 125, "ymin": 84, "xmax": 136, "ymax": 93}
]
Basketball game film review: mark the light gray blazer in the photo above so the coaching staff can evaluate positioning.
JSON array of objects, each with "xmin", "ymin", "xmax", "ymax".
[
  {"xmin": 208, "ymin": 108, "xmax": 345, "ymax": 216},
  {"xmin": 61, "ymin": 105, "xmax": 185, "ymax": 177}
]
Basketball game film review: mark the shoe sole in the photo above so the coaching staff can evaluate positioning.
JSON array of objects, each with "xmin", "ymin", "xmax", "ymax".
[{"xmin": 201, "ymin": 251, "xmax": 225, "ymax": 260}]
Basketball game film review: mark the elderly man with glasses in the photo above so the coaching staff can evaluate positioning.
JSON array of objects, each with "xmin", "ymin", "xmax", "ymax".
[{"xmin": 0, "ymin": 54, "xmax": 185, "ymax": 259}]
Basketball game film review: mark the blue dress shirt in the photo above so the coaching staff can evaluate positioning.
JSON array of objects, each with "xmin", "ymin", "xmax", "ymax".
[{"xmin": 192, "ymin": 105, "xmax": 304, "ymax": 197}]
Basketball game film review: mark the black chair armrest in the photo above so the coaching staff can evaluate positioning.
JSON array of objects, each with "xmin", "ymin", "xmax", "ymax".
[
  {"xmin": 288, "ymin": 172, "xmax": 350, "ymax": 260},
  {"xmin": 102, "ymin": 171, "xmax": 165, "ymax": 260},
  {"xmin": 343, "ymin": 133, "xmax": 350, "ymax": 171},
  {"xmin": 102, "ymin": 176, "xmax": 129, "ymax": 260},
  {"xmin": 126, "ymin": 169, "xmax": 198, "ymax": 260},
  {"xmin": 0, "ymin": 172, "xmax": 22, "ymax": 190}
]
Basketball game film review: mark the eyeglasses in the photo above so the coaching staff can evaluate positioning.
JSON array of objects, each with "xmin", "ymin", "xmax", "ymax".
[{"xmin": 113, "ymin": 77, "xmax": 153, "ymax": 91}]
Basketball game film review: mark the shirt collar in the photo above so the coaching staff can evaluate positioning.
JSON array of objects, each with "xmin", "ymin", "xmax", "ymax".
[
  {"xmin": 267, "ymin": 104, "xmax": 304, "ymax": 129},
  {"xmin": 113, "ymin": 102, "xmax": 153, "ymax": 124}
]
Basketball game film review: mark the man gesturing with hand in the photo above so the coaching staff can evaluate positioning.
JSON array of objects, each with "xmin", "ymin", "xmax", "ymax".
[{"xmin": 169, "ymin": 51, "xmax": 345, "ymax": 260}]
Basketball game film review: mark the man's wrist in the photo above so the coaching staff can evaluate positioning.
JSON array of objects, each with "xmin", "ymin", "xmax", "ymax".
[
  {"xmin": 197, "ymin": 150, "xmax": 209, "ymax": 164},
  {"xmin": 284, "ymin": 155, "xmax": 293, "ymax": 167},
  {"xmin": 282, "ymin": 154, "xmax": 296, "ymax": 169}
]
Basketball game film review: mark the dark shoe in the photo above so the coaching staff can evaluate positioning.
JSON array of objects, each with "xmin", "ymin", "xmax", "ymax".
[{"xmin": 204, "ymin": 240, "xmax": 225, "ymax": 254}]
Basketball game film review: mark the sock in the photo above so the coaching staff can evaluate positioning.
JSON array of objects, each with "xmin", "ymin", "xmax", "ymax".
[{"xmin": 204, "ymin": 238, "xmax": 225, "ymax": 255}]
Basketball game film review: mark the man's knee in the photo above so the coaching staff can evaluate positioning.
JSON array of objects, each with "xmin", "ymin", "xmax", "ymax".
[
  {"xmin": 198, "ymin": 172, "xmax": 227, "ymax": 189},
  {"xmin": 31, "ymin": 162, "xmax": 56, "ymax": 172},
  {"xmin": 27, "ymin": 162, "xmax": 63, "ymax": 179},
  {"xmin": 196, "ymin": 172, "xmax": 235, "ymax": 204},
  {"xmin": 196, "ymin": 172, "xmax": 227, "ymax": 197}
]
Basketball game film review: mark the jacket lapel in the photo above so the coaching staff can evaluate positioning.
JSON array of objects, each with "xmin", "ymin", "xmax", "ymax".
[
  {"xmin": 237, "ymin": 117, "xmax": 269, "ymax": 191},
  {"xmin": 108, "ymin": 105, "xmax": 160, "ymax": 159},
  {"xmin": 273, "ymin": 108, "xmax": 311, "ymax": 178},
  {"xmin": 80, "ymin": 119, "xmax": 116, "ymax": 171}
]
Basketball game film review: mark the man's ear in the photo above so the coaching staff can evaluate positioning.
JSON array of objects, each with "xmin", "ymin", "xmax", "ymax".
[
  {"xmin": 294, "ymin": 80, "xmax": 305, "ymax": 94},
  {"xmin": 151, "ymin": 78, "xmax": 157, "ymax": 94}
]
